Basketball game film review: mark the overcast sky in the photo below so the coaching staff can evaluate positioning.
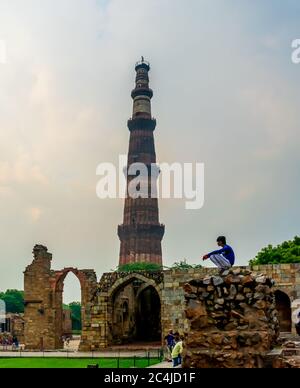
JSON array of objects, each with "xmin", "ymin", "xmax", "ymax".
[{"xmin": 0, "ymin": 0, "xmax": 299, "ymax": 303}]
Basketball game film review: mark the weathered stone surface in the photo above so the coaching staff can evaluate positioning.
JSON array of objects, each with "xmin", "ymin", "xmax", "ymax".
[
  {"xmin": 213, "ymin": 276, "xmax": 224, "ymax": 286},
  {"xmin": 222, "ymin": 270, "xmax": 230, "ymax": 277},
  {"xmin": 254, "ymin": 292, "xmax": 265, "ymax": 300},
  {"xmin": 183, "ymin": 269, "xmax": 280, "ymax": 368},
  {"xmin": 229, "ymin": 285, "xmax": 238, "ymax": 299},
  {"xmin": 256, "ymin": 276, "xmax": 267, "ymax": 284},
  {"xmin": 254, "ymin": 300, "xmax": 267, "ymax": 309},
  {"xmin": 23, "ymin": 256, "xmax": 300, "ymax": 355},
  {"xmin": 242, "ymin": 275, "xmax": 255, "ymax": 286},
  {"xmin": 24, "ymin": 245, "xmax": 98, "ymax": 351},
  {"xmin": 203, "ymin": 276, "xmax": 212, "ymax": 285}
]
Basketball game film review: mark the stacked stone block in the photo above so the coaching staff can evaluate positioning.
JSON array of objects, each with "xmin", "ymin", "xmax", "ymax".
[{"xmin": 183, "ymin": 268, "xmax": 280, "ymax": 368}]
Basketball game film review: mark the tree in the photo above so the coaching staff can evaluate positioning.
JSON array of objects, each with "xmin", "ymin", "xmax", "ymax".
[
  {"xmin": 250, "ymin": 236, "xmax": 300, "ymax": 266},
  {"xmin": 116, "ymin": 260, "xmax": 203, "ymax": 272},
  {"xmin": 69, "ymin": 302, "xmax": 82, "ymax": 331},
  {"xmin": 0, "ymin": 290, "xmax": 24, "ymax": 314},
  {"xmin": 117, "ymin": 262, "xmax": 163, "ymax": 272},
  {"xmin": 169, "ymin": 260, "xmax": 202, "ymax": 271}
]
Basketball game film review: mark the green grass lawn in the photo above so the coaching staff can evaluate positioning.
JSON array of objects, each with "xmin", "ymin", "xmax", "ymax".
[{"xmin": 0, "ymin": 357, "xmax": 161, "ymax": 369}]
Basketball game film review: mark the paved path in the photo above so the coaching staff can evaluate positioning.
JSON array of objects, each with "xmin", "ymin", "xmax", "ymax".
[
  {"xmin": 148, "ymin": 361, "xmax": 174, "ymax": 368},
  {"xmin": 0, "ymin": 337, "xmax": 162, "ymax": 359}
]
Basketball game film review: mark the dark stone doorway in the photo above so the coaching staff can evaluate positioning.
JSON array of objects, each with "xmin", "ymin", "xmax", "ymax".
[
  {"xmin": 275, "ymin": 290, "xmax": 292, "ymax": 332},
  {"xmin": 136, "ymin": 286, "xmax": 161, "ymax": 342}
]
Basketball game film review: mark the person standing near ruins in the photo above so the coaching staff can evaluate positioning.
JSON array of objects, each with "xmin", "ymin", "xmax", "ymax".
[
  {"xmin": 12, "ymin": 336, "xmax": 19, "ymax": 350},
  {"xmin": 202, "ymin": 236, "xmax": 235, "ymax": 270},
  {"xmin": 164, "ymin": 330, "xmax": 175, "ymax": 361},
  {"xmin": 172, "ymin": 335, "xmax": 183, "ymax": 368}
]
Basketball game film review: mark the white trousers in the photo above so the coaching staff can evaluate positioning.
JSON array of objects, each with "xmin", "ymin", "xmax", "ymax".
[{"xmin": 210, "ymin": 254, "xmax": 232, "ymax": 269}]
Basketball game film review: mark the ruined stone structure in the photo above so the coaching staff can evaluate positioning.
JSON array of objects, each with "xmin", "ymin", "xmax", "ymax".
[
  {"xmin": 118, "ymin": 59, "xmax": 165, "ymax": 266},
  {"xmin": 183, "ymin": 269, "xmax": 280, "ymax": 368},
  {"xmin": 80, "ymin": 271, "xmax": 164, "ymax": 350},
  {"xmin": 24, "ymin": 245, "xmax": 97, "ymax": 350},
  {"xmin": 24, "ymin": 250, "xmax": 300, "ymax": 351},
  {"xmin": 74, "ymin": 264, "xmax": 300, "ymax": 350},
  {"xmin": 0, "ymin": 313, "xmax": 25, "ymax": 343}
]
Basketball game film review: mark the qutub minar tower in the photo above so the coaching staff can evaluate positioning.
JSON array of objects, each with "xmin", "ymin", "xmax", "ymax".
[
  {"xmin": 118, "ymin": 59, "xmax": 165, "ymax": 266},
  {"xmin": 22, "ymin": 58, "xmax": 298, "ymax": 354}
]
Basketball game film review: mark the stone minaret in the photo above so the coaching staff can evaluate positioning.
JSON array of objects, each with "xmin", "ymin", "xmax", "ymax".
[{"xmin": 118, "ymin": 59, "xmax": 165, "ymax": 266}]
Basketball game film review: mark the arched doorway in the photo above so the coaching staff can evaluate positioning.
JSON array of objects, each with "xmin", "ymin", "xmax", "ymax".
[
  {"xmin": 62, "ymin": 273, "xmax": 82, "ymax": 350},
  {"xmin": 136, "ymin": 286, "xmax": 161, "ymax": 342},
  {"xmin": 111, "ymin": 276, "xmax": 162, "ymax": 345},
  {"xmin": 275, "ymin": 290, "xmax": 292, "ymax": 332},
  {"xmin": 53, "ymin": 269, "xmax": 86, "ymax": 349}
]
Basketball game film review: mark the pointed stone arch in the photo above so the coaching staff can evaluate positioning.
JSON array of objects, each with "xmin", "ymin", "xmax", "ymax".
[
  {"xmin": 24, "ymin": 246, "xmax": 97, "ymax": 350},
  {"xmin": 108, "ymin": 273, "xmax": 163, "ymax": 345},
  {"xmin": 51, "ymin": 268, "xmax": 97, "ymax": 349},
  {"xmin": 107, "ymin": 272, "xmax": 163, "ymax": 300},
  {"xmin": 92, "ymin": 271, "xmax": 163, "ymax": 348}
]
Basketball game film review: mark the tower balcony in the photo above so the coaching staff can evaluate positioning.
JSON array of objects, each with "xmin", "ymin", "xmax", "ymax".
[
  {"xmin": 118, "ymin": 223, "xmax": 165, "ymax": 240},
  {"xmin": 131, "ymin": 87, "xmax": 153, "ymax": 99},
  {"xmin": 127, "ymin": 117, "xmax": 157, "ymax": 132},
  {"xmin": 135, "ymin": 60, "xmax": 150, "ymax": 72}
]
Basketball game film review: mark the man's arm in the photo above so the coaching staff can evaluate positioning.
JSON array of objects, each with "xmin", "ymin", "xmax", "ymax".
[
  {"xmin": 208, "ymin": 247, "xmax": 229, "ymax": 257},
  {"xmin": 203, "ymin": 246, "xmax": 229, "ymax": 261}
]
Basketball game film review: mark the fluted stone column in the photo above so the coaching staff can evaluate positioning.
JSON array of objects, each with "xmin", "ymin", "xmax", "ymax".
[{"xmin": 118, "ymin": 60, "xmax": 164, "ymax": 266}]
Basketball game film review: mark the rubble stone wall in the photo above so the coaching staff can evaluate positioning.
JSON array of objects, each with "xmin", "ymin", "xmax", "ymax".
[
  {"xmin": 183, "ymin": 268, "xmax": 280, "ymax": 368},
  {"xmin": 23, "ymin": 246, "xmax": 300, "ymax": 351},
  {"xmin": 161, "ymin": 264, "xmax": 300, "ymax": 340}
]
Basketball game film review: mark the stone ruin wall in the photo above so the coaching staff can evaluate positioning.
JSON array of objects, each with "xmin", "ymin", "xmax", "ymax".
[
  {"xmin": 183, "ymin": 269, "xmax": 280, "ymax": 368},
  {"xmin": 81, "ymin": 271, "xmax": 164, "ymax": 350},
  {"xmin": 83, "ymin": 264, "xmax": 300, "ymax": 351},
  {"xmin": 161, "ymin": 264, "xmax": 300, "ymax": 340},
  {"xmin": 24, "ymin": 245, "xmax": 97, "ymax": 351},
  {"xmin": 23, "ymin": 246, "xmax": 300, "ymax": 352},
  {"xmin": 24, "ymin": 246, "xmax": 55, "ymax": 350}
]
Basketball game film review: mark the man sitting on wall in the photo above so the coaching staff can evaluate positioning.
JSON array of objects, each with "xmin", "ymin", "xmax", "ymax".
[{"xmin": 202, "ymin": 236, "xmax": 235, "ymax": 270}]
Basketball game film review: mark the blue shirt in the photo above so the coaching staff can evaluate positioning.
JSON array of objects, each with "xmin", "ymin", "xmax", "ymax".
[
  {"xmin": 208, "ymin": 245, "xmax": 235, "ymax": 266},
  {"xmin": 165, "ymin": 334, "xmax": 175, "ymax": 347}
]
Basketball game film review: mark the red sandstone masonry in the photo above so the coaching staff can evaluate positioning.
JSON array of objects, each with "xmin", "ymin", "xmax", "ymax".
[{"xmin": 24, "ymin": 252, "xmax": 300, "ymax": 351}]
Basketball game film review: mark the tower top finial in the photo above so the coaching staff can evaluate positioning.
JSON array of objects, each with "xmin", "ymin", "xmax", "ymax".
[{"xmin": 135, "ymin": 57, "xmax": 150, "ymax": 72}]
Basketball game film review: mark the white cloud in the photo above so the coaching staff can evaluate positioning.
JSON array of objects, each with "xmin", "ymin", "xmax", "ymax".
[
  {"xmin": 0, "ymin": 153, "xmax": 49, "ymax": 186},
  {"xmin": 27, "ymin": 207, "xmax": 43, "ymax": 223}
]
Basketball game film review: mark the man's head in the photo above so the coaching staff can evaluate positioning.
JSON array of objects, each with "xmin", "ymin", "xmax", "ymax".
[{"xmin": 217, "ymin": 236, "xmax": 227, "ymax": 247}]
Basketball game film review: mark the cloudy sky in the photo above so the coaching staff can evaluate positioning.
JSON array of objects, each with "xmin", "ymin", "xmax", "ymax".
[{"xmin": 0, "ymin": 0, "xmax": 299, "ymax": 302}]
